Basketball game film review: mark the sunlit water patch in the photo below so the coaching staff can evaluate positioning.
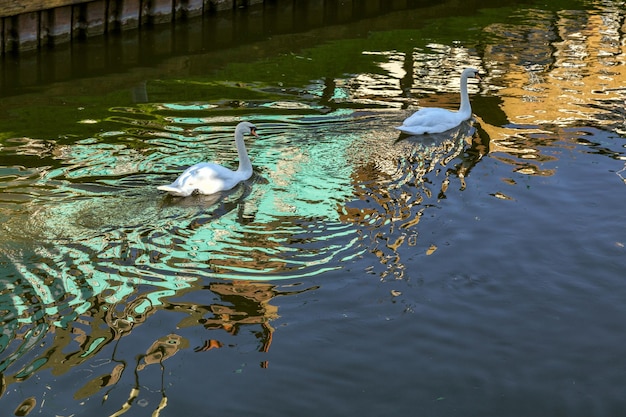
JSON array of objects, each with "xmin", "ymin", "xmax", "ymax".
[
  {"xmin": 0, "ymin": 88, "xmax": 483, "ymax": 383},
  {"xmin": 3, "ymin": 99, "xmax": 441, "ymax": 315},
  {"xmin": 2, "ymin": 111, "xmax": 374, "ymax": 284}
]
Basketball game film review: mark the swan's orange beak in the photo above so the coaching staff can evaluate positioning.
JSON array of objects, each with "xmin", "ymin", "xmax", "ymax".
[
  {"xmin": 250, "ymin": 127, "xmax": 258, "ymax": 137},
  {"xmin": 474, "ymin": 73, "xmax": 482, "ymax": 81}
]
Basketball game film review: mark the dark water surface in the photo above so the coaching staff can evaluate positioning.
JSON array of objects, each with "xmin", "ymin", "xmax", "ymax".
[{"xmin": 1, "ymin": 1, "xmax": 626, "ymax": 416}]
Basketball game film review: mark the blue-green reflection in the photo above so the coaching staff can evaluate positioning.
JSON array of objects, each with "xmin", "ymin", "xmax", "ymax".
[{"xmin": 1, "ymin": 104, "xmax": 375, "ymax": 384}]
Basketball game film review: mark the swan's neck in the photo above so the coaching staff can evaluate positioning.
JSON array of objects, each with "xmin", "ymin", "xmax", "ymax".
[
  {"xmin": 234, "ymin": 128, "xmax": 252, "ymax": 174},
  {"xmin": 458, "ymin": 75, "xmax": 472, "ymax": 117}
]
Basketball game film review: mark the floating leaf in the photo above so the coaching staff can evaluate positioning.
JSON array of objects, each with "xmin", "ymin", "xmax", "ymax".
[
  {"xmin": 14, "ymin": 397, "xmax": 36, "ymax": 417},
  {"xmin": 491, "ymin": 192, "xmax": 513, "ymax": 200}
]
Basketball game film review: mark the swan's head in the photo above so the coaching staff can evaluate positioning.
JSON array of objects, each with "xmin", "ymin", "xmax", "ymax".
[
  {"xmin": 237, "ymin": 121, "xmax": 259, "ymax": 137},
  {"xmin": 462, "ymin": 68, "xmax": 481, "ymax": 81}
]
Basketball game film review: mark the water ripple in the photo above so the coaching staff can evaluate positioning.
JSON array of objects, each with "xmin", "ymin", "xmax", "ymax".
[{"xmin": 0, "ymin": 105, "xmax": 383, "ymax": 381}]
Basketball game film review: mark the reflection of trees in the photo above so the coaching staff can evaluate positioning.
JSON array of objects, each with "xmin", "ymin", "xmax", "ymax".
[
  {"xmin": 1, "ymin": 277, "xmax": 313, "ymax": 415},
  {"xmin": 171, "ymin": 281, "xmax": 314, "ymax": 356},
  {"xmin": 70, "ymin": 280, "xmax": 305, "ymax": 415},
  {"xmin": 0, "ymin": 290, "xmax": 160, "ymax": 390},
  {"xmin": 0, "ymin": 283, "xmax": 173, "ymax": 414},
  {"xmin": 473, "ymin": 115, "xmax": 557, "ymax": 178},
  {"xmin": 320, "ymin": 40, "xmax": 488, "ymax": 279},
  {"xmin": 202, "ymin": 281, "xmax": 277, "ymax": 353},
  {"xmin": 334, "ymin": 2, "xmax": 626, "ymax": 279},
  {"xmin": 75, "ymin": 333, "xmax": 189, "ymax": 417}
]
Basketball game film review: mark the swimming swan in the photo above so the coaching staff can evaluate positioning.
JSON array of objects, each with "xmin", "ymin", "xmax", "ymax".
[
  {"xmin": 157, "ymin": 121, "xmax": 258, "ymax": 197},
  {"xmin": 396, "ymin": 68, "xmax": 481, "ymax": 135}
]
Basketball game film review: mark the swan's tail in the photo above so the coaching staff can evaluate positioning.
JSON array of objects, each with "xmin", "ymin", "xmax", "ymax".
[
  {"xmin": 395, "ymin": 125, "xmax": 416, "ymax": 135},
  {"xmin": 157, "ymin": 184, "xmax": 192, "ymax": 197}
]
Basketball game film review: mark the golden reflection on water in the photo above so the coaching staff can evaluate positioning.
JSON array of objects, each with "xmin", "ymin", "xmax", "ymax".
[
  {"xmin": 173, "ymin": 281, "xmax": 283, "ymax": 354},
  {"xmin": 483, "ymin": 5, "xmax": 626, "ymax": 132},
  {"xmin": 475, "ymin": 4, "xmax": 626, "ymax": 179}
]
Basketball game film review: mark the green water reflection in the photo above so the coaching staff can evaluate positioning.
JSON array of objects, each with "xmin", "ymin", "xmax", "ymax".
[{"xmin": 1, "ymin": 0, "xmax": 626, "ymax": 415}]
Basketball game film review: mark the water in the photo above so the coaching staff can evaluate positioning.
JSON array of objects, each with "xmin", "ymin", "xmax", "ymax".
[{"xmin": 1, "ymin": 0, "xmax": 626, "ymax": 415}]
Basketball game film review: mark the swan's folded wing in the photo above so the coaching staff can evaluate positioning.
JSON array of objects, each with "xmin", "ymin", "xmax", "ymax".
[
  {"xmin": 158, "ymin": 163, "xmax": 221, "ymax": 196},
  {"xmin": 397, "ymin": 108, "xmax": 463, "ymax": 135},
  {"xmin": 402, "ymin": 108, "xmax": 456, "ymax": 126}
]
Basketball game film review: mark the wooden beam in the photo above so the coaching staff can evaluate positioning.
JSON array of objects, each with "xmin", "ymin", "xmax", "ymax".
[{"xmin": 0, "ymin": 0, "xmax": 90, "ymax": 18}]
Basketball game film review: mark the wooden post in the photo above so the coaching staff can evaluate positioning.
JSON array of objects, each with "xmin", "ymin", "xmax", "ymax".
[
  {"xmin": 207, "ymin": 0, "xmax": 234, "ymax": 12},
  {"xmin": 147, "ymin": 0, "xmax": 173, "ymax": 24},
  {"xmin": 42, "ymin": 5, "xmax": 73, "ymax": 45},
  {"xmin": 176, "ymin": 0, "xmax": 204, "ymax": 19},
  {"xmin": 12, "ymin": 12, "xmax": 40, "ymax": 51},
  {"xmin": 83, "ymin": 0, "xmax": 107, "ymax": 36},
  {"xmin": 114, "ymin": 0, "xmax": 141, "ymax": 29},
  {"xmin": 0, "ymin": 17, "xmax": 4, "ymax": 55},
  {"xmin": 2, "ymin": 17, "xmax": 8, "ymax": 52},
  {"xmin": 71, "ymin": 3, "xmax": 84, "ymax": 38}
]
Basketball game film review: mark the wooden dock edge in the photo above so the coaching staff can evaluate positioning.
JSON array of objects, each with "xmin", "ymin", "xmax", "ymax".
[{"xmin": 0, "ymin": 0, "xmax": 264, "ymax": 53}]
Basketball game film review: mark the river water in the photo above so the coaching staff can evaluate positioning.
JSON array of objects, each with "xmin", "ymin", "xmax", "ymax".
[{"xmin": 1, "ymin": 0, "xmax": 625, "ymax": 416}]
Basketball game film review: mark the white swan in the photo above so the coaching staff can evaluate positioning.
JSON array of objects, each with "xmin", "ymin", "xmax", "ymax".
[
  {"xmin": 157, "ymin": 121, "xmax": 258, "ymax": 197},
  {"xmin": 396, "ymin": 68, "xmax": 481, "ymax": 135}
]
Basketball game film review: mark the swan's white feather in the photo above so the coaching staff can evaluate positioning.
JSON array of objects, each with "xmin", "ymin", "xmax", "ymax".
[
  {"xmin": 158, "ymin": 122, "xmax": 257, "ymax": 197},
  {"xmin": 396, "ymin": 68, "xmax": 480, "ymax": 135},
  {"xmin": 157, "ymin": 163, "xmax": 245, "ymax": 197},
  {"xmin": 396, "ymin": 108, "xmax": 466, "ymax": 135}
]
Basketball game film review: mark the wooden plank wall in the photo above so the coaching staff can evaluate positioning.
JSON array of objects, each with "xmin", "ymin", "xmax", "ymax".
[{"xmin": 0, "ymin": 0, "xmax": 264, "ymax": 53}]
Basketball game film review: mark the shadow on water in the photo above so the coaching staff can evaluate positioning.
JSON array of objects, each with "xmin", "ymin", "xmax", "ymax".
[
  {"xmin": 0, "ymin": 0, "xmax": 533, "ymax": 95},
  {"xmin": 1, "ymin": 0, "xmax": 626, "ymax": 415}
]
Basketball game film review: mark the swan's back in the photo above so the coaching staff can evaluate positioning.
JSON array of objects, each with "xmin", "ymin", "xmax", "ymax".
[
  {"xmin": 397, "ymin": 107, "xmax": 465, "ymax": 135},
  {"xmin": 157, "ymin": 162, "xmax": 247, "ymax": 197},
  {"xmin": 402, "ymin": 107, "xmax": 460, "ymax": 126}
]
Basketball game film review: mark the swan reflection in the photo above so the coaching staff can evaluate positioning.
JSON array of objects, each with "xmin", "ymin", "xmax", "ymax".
[{"xmin": 340, "ymin": 119, "xmax": 484, "ymax": 279}]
